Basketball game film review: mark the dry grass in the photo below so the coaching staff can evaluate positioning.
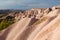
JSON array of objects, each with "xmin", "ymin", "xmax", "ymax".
[{"xmin": 34, "ymin": 16, "xmax": 49, "ymax": 25}]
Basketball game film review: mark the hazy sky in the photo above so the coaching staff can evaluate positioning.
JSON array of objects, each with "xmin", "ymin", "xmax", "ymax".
[{"xmin": 0, "ymin": 0, "xmax": 60, "ymax": 9}]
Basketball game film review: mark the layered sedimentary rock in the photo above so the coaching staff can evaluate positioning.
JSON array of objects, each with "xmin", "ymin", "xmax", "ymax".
[{"xmin": 0, "ymin": 6, "xmax": 60, "ymax": 40}]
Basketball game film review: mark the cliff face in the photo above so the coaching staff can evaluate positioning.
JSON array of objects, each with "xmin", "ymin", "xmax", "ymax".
[{"xmin": 0, "ymin": 6, "xmax": 60, "ymax": 40}]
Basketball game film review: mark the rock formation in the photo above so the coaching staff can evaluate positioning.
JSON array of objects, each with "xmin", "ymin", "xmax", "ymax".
[{"xmin": 0, "ymin": 6, "xmax": 60, "ymax": 40}]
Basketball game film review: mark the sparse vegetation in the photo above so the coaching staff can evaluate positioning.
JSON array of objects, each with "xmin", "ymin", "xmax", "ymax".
[
  {"xmin": 0, "ymin": 9, "xmax": 25, "ymax": 31},
  {"xmin": 34, "ymin": 17, "xmax": 48, "ymax": 25},
  {"xmin": 0, "ymin": 15, "xmax": 15, "ymax": 31},
  {"xmin": 0, "ymin": 19, "xmax": 14, "ymax": 31}
]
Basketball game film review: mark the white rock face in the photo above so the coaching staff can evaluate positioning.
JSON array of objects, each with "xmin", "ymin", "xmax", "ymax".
[
  {"xmin": 52, "ymin": 6, "xmax": 60, "ymax": 10},
  {"xmin": 0, "ymin": 6, "xmax": 60, "ymax": 40}
]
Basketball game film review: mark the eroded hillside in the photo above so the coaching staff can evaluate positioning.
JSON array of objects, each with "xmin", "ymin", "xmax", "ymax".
[{"xmin": 0, "ymin": 6, "xmax": 60, "ymax": 40}]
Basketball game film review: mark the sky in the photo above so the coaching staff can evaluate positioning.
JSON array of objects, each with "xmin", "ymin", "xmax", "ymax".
[{"xmin": 0, "ymin": 0, "xmax": 60, "ymax": 9}]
